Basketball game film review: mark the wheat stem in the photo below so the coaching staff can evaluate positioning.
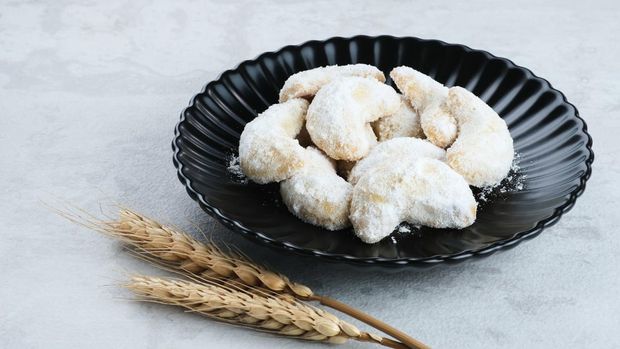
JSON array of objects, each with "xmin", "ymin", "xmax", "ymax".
[{"xmin": 309, "ymin": 295, "xmax": 430, "ymax": 349}]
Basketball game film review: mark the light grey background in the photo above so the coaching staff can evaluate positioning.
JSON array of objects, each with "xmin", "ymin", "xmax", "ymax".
[{"xmin": 1, "ymin": 0, "xmax": 618, "ymax": 348}]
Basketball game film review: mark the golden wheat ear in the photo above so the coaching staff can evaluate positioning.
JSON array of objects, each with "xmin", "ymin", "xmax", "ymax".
[
  {"xmin": 56, "ymin": 205, "xmax": 429, "ymax": 349},
  {"xmin": 126, "ymin": 275, "xmax": 409, "ymax": 349},
  {"xmin": 122, "ymin": 208, "xmax": 314, "ymax": 297}
]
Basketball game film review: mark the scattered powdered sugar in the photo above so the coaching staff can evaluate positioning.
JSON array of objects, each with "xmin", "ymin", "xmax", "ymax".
[
  {"xmin": 476, "ymin": 153, "xmax": 526, "ymax": 203},
  {"xmin": 390, "ymin": 223, "xmax": 422, "ymax": 243},
  {"xmin": 226, "ymin": 154, "xmax": 248, "ymax": 184},
  {"xmin": 397, "ymin": 225, "xmax": 412, "ymax": 233}
]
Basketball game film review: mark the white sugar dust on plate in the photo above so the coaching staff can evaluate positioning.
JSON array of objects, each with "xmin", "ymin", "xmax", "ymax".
[
  {"xmin": 476, "ymin": 153, "xmax": 526, "ymax": 203},
  {"xmin": 226, "ymin": 153, "xmax": 248, "ymax": 184}
]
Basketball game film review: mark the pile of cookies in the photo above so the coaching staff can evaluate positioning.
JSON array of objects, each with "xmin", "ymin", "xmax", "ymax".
[{"xmin": 239, "ymin": 64, "xmax": 513, "ymax": 243}]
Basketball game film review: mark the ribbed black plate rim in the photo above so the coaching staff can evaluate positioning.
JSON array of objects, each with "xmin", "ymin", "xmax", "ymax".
[{"xmin": 172, "ymin": 35, "xmax": 594, "ymax": 267}]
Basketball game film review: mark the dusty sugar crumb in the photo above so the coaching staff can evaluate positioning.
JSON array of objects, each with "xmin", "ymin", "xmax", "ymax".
[
  {"xmin": 226, "ymin": 154, "xmax": 248, "ymax": 184},
  {"xmin": 398, "ymin": 225, "xmax": 411, "ymax": 233},
  {"xmin": 476, "ymin": 153, "xmax": 526, "ymax": 202},
  {"xmin": 227, "ymin": 155, "xmax": 244, "ymax": 176},
  {"xmin": 387, "ymin": 224, "xmax": 413, "ymax": 245},
  {"xmin": 395, "ymin": 223, "xmax": 420, "ymax": 236}
]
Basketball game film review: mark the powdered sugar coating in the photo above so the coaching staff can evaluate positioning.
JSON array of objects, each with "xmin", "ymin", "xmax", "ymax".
[
  {"xmin": 280, "ymin": 147, "xmax": 352, "ymax": 230},
  {"xmin": 350, "ymin": 157, "xmax": 477, "ymax": 243},
  {"xmin": 239, "ymin": 98, "xmax": 309, "ymax": 184},
  {"xmin": 372, "ymin": 95, "xmax": 423, "ymax": 141},
  {"xmin": 278, "ymin": 64, "xmax": 385, "ymax": 102},
  {"xmin": 306, "ymin": 77, "xmax": 401, "ymax": 161},
  {"xmin": 244, "ymin": 65, "xmax": 512, "ymax": 240},
  {"xmin": 421, "ymin": 104, "xmax": 458, "ymax": 148},
  {"xmin": 348, "ymin": 137, "xmax": 446, "ymax": 185},
  {"xmin": 444, "ymin": 87, "xmax": 514, "ymax": 187},
  {"xmin": 391, "ymin": 66, "xmax": 457, "ymax": 148}
]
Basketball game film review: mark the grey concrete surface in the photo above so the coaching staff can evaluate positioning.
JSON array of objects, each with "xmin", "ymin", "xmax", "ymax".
[{"xmin": 1, "ymin": 0, "xmax": 618, "ymax": 348}]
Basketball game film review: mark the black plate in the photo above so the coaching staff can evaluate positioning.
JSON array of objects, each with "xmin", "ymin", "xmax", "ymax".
[{"xmin": 173, "ymin": 35, "xmax": 594, "ymax": 267}]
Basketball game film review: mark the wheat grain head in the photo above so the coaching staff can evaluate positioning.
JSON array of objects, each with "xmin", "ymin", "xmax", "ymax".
[{"xmin": 126, "ymin": 275, "xmax": 380, "ymax": 345}]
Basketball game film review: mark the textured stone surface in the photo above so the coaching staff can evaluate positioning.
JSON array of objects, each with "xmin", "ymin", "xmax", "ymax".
[{"xmin": 1, "ymin": 0, "xmax": 618, "ymax": 348}]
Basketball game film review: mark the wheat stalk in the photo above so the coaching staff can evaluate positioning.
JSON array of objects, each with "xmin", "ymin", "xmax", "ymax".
[
  {"xmin": 57, "ymin": 206, "xmax": 429, "ymax": 349},
  {"xmin": 127, "ymin": 275, "xmax": 406, "ymax": 349}
]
